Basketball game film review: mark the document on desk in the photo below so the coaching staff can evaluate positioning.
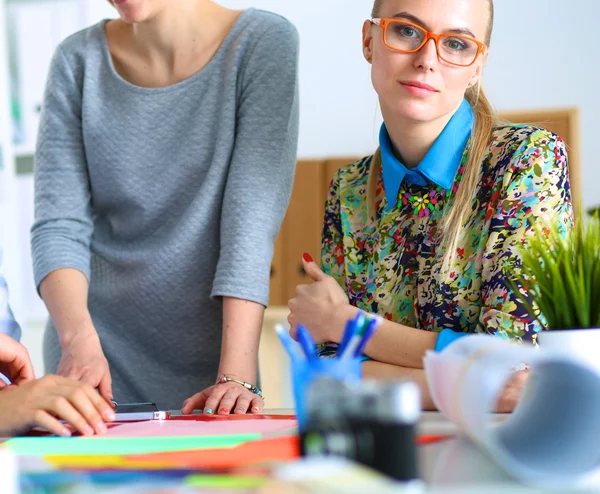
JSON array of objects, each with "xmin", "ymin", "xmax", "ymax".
[{"xmin": 424, "ymin": 335, "xmax": 600, "ymax": 489}]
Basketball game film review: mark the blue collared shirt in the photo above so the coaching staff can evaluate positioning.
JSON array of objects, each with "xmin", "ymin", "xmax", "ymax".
[
  {"xmin": 380, "ymin": 98, "xmax": 474, "ymax": 208},
  {"xmin": 0, "ymin": 250, "xmax": 22, "ymax": 341}
]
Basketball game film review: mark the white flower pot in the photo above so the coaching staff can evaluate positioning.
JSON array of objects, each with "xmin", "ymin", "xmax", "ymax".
[{"xmin": 537, "ymin": 329, "xmax": 600, "ymax": 372}]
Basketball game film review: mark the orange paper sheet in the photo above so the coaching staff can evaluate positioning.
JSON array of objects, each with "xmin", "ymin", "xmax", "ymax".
[
  {"xmin": 131, "ymin": 435, "xmax": 301, "ymax": 468},
  {"xmin": 47, "ymin": 435, "xmax": 300, "ymax": 470}
]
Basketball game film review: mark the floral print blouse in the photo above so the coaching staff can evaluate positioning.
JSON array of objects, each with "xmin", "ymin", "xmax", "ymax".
[{"xmin": 320, "ymin": 125, "xmax": 573, "ymax": 354}]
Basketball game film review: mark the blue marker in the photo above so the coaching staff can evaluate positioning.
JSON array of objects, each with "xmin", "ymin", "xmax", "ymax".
[
  {"xmin": 337, "ymin": 312, "xmax": 366, "ymax": 357},
  {"xmin": 353, "ymin": 316, "xmax": 382, "ymax": 357},
  {"xmin": 339, "ymin": 313, "xmax": 375, "ymax": 359},
  {"xmin": 296, "ymin": 324, "xmax": 317, "ymax": 360},
  {"xmin": 275, "ymin": 324, "xmax": 303, "ymax": 363},
  {"xmin": 337, "ymin": 317, "xmax": 358, "ymax": 357}
]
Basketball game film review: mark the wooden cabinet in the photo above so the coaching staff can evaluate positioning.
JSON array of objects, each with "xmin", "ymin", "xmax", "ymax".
[
  {"xmin": 268, "ymin": 158, "xmax": 360, "ymax": 306},
  {"xmin": 267, "ymin": 108, "xmax": 581, "ymax": 307}
]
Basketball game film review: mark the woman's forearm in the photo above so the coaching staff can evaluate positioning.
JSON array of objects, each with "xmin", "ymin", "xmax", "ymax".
[
  {"xmin": 331, "ymin": 304, "xmax": 438, "ymax": 368},
  {"xmin": 217, "ymin": 297, "xmax": 264, "ymax": 384},
  {"xmin": 362, "ymin": 360, "xmax": 436, "ymax": 410},
  {"xmin": 39, "ymin": 268, "xmax": 96, "ymax": 345}
]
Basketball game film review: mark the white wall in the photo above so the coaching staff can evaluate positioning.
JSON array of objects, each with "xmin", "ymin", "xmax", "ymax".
[
  {"xmin": 2, "ymin": 0, "xmax": 598, "ymax": 375},
  {"xmin": 487, "ymin": 1, "xmax": 599, "ymax": 210},
  {"xmin": 0, "ymin": 0, "xmax": 21, "ymax": 323}
]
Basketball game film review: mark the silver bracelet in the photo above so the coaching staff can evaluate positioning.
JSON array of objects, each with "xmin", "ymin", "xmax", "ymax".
[{"xmin": 218, "ymin": 374, "xmax": 263, "ymax": 398}]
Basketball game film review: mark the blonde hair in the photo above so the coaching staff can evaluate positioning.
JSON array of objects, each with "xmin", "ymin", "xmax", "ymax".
[{"xmin": 367, "ymin": 0, "xmax": 496, "ymax": 270}]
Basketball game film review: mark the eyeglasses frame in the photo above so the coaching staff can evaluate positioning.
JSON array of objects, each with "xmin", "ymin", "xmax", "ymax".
[{"xmin": 370, "ymin": 17, "xmax": 488, "ymax": 67}]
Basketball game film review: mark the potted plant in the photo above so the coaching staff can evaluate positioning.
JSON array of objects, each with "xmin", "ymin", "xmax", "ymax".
[{"xmin": 508, "ymin": 213, "xmax": 600, "ymax": 370}]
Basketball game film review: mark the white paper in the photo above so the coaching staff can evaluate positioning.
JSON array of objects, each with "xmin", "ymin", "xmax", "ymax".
[
  {"xmin": 423, "ymin": 335, "xmax": 600, "ymax": 488},
  {"xmin": 0, "ymin": 448, "xmax": 19, "ymax": 494}
]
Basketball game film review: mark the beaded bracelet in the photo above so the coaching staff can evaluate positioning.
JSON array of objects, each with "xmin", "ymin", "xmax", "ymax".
[{"xmin": 218, "ymin": 374, "xmax": 263, "ymax": 398}]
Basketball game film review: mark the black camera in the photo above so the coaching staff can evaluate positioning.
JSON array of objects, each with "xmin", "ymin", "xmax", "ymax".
[{"xmin": 299, "ymin": 377, "xmax": 421, "ymax": 482}]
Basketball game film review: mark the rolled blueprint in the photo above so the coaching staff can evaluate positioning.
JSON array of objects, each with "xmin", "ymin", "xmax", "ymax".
[{"xmin": 424, "ymin": 335, "xmax": 600, "ymax": 488}]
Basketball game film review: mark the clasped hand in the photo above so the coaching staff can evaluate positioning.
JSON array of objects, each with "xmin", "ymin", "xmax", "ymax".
[
  {"xmin": 287, "ymin": 254, "xmax": 350, "ymax": 343},
  {"xmin": 0, "ymin": 334, "xmax": 115, "ymax": 437}
]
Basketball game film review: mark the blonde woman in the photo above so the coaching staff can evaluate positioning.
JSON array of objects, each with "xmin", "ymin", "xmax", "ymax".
[
  {"xmin": 33, "ymin": 0, "xmax": 299, "ymax": 413},
  {"xmin": 288, "ymin": 0, "xmax": 572, "ymax": 410}
]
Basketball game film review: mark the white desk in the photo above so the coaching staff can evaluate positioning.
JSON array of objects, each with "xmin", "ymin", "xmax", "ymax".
[
  {"xmin": 276, "ymin": 411, "xmax": 599, "ymax": 493},
  {"xmin": 415, "ymin": 412, "xmax": 591, "ymax": 493},
  {"xmin": 14, "ymin": 411, "xmax": 593, "ymax": 493}
]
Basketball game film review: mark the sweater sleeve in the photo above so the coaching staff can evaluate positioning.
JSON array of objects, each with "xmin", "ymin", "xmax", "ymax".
[
  {"xmin": 210, "ymin": 16, "xmax": 300, "ymax": 306},
  {"xmin": 31, "ymin": 46, "xmax": 93, "ymax": 289}
]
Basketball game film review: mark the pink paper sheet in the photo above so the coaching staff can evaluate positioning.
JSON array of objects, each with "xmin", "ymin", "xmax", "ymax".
[{"xmin": 105, "ymin": 418, "xmax": 297, "ymax": 437}]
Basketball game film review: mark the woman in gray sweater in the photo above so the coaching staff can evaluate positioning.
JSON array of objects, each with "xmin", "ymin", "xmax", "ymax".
[{"xmin": 32, "ymin": 0, "xmax": 299, "ymax": 412}]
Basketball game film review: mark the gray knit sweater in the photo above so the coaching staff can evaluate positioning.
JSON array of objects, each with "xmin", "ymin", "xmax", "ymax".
[{"xmin": 31, "ymin": 8, "xmax": 299, "ymax": 409}]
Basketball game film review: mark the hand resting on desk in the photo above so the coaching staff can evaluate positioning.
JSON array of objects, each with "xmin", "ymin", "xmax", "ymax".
[{"xmin": 181, "ymin": 380, "xmax": 264, "ymax": 416}]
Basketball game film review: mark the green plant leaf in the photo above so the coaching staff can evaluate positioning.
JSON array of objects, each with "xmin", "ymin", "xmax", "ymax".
[{"xmin": 507, "ymin": 212, "xmax": 600, "ymax": 330}]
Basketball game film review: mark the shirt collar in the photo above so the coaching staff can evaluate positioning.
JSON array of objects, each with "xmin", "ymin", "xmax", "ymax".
[{"xmin": 379, "ymin": 98, "xmax": 474, "ymax": 208}]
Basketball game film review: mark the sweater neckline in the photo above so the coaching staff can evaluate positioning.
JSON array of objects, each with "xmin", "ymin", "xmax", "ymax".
[{"xmin": 98, "ymin": 8, "xmax": 255, "ymax": 94}]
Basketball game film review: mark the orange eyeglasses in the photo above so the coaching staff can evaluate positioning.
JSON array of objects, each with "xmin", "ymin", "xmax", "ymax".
[{"xmin": 370, "ymin": 18, "xmax": 487, "ymax": 67}]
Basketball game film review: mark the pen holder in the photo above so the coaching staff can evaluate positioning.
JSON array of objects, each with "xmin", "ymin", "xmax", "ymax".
[{"xmin": 292, "ymin": 357, "xmax": 362, "ymax": 432}]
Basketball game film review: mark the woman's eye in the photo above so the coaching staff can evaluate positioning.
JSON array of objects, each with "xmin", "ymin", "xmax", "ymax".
[
  {"xmin": 398, "ymin": 27, "xmax": 417, "ymax": 37},
  {"xmin": 445, "ymin": 38, "xmax": 467, "ymax": 51}
]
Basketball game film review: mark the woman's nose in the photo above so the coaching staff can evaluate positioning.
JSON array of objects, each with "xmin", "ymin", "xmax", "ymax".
[{"xmin": 413, "ymin": 38, "xmax": 438, "ymax": 71}]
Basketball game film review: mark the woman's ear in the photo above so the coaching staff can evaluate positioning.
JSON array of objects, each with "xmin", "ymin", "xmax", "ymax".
[
  {"xmin": 362, "ymin": 20, "xmax": 374, "ymax": 64},
  {"xmin": 467, "ymin": 51, "xmax": 488, "ymax": 88}
]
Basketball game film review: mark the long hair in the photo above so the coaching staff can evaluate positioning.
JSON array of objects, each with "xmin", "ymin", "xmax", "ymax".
[{"xmin": 368, "ymin": 0, "xmax": 496, "ymax": 270}]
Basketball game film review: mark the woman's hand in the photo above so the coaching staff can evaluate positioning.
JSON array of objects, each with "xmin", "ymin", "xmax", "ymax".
[
  {"xmin": 0, "ymin": 375, "xmax": 115, "ymax": 437},
  {"xmin": 287, "ymin": 253, "xmax": 350, "ymax": 344},
  {"xmin": 181, "ymin": 380, "xmax": 264, "ymax": 416},
  {"xmin": 0, "ymin": 334, "xmax": 35, "ymax": 388},
  {"xmin": 57, "ymin": 330, "xmax": 113, "ymax": 403},
  {"xmin": 495, "ymin": 370, "xmax": 530, "ymax": 413}
]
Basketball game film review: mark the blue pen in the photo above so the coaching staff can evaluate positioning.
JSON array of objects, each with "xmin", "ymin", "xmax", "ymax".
[
  {"xmin": 275, "ymin": 324, "xmax": 303, "ymax": 363},
  {"xmin": 296, "ymin": 324, "xmax": 317, "ymax": 360},
  {"xmin": 352, "ymin": 316, "xmax": 382, "ymax": 357},
  {"xmin": 339, "ymin": 313, "xmax": 372, "ymax": 359},
  {"xmin": 337, "ymin": 316, "xmax": 359, "ymax": 357}
]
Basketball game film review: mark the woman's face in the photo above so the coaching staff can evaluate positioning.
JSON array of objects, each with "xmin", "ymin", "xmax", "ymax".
[{"xmin": 363, "ymin": 0, "xmax": 489, "ymax": 124}]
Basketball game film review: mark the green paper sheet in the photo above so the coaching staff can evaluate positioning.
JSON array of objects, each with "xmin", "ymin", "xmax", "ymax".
[
  {"xmin": 185, "ymin": 474, "xmax": 267, "ymax": 489},
  {"xmin": 4, "ymin": 433, "xmax": 261, "ymax": 456}
]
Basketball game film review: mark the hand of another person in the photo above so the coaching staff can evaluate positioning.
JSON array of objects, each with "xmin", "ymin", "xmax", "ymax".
[
  {"xmin": 57, "ymin": 330, "xmax": 113, "ymax": 403},
  {"xmin": 287, "ymin": 253, "xmax": 350, "ymax": 344},
  {"xmin": 0, "ymin": 333, "xmax": 36, "ymax": 388},
  {"xmin": 0, "ymin": 375, "xmax": 115, "ymax": 437},
  {"xmin": 181, "ymin": 380, "xmax": 264, "ymax": 416},
  {"xmin": 495, "ymin": 369, "xmax": 530, "ymax": 413}
]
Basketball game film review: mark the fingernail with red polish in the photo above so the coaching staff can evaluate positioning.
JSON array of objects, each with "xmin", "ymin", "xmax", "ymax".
[
  {"xmin": 220, "ymin": 407, "xmax": 228, "ymax": 413},
  {"xmin": 303, "ymin": 252, "xmax": 313, "ymax": 263}
]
